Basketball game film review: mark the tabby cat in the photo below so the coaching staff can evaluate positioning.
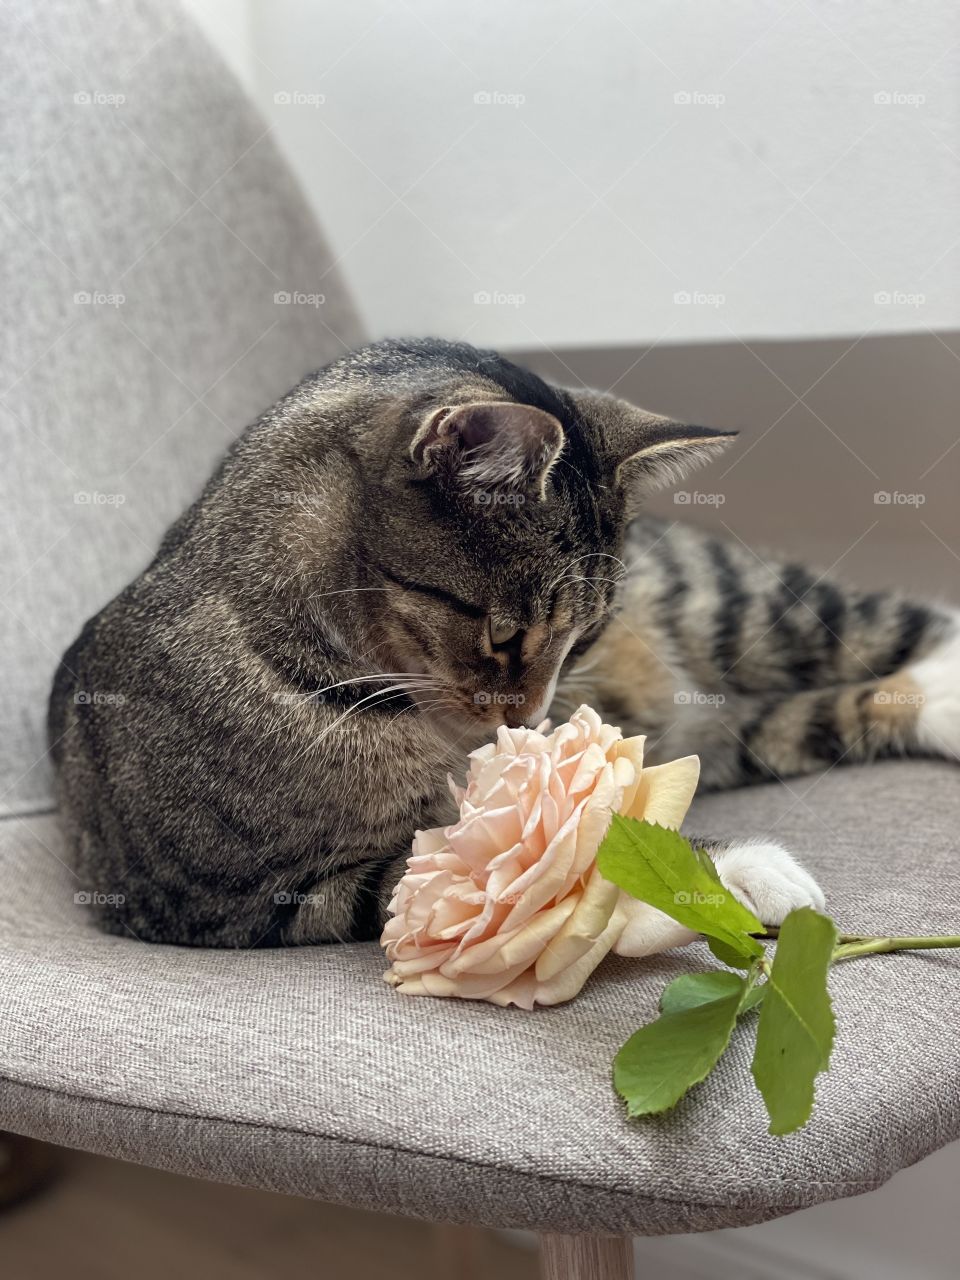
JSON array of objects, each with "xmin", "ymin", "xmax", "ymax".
[{"xmin": 48, "ymin": 339, "xmax": 959, "ymax": 949}]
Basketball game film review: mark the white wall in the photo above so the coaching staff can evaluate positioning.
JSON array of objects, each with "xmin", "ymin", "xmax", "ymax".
[{"xmin": 183, "ymin": 0, "xmax": 959, "ymax": 348}]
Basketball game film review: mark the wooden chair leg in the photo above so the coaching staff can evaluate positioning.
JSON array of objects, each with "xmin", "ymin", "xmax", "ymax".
[
  {"xmin": 538, "ymin": 1233, "xmax": 634, "ymax": 1280},
  {"xmin": 431, "ymin": 1222, "xmax": 487, "ymax": 1278}
]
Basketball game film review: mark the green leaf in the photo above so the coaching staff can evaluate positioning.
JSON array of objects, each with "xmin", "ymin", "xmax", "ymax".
[
  {"xmin": 707, "ymin": 936, "xmax": 754, "ymax": 969},
  {"xmin": 659, "ymin": 969, "xmax": 745, "ymax": 1013},
  {"xmin": 597, "ymin": 816, "xmax": 764, "ymax": 961},
  {"xmin": 740, "ymin": 981, "xmax": 766, "ymax": 1014},
  {"xmin": 615, "ymin": 970, "xmax": 746, "ymax": 1115},
  {"xmin": 751, "ymin": 908, "xmax": 837, "ymax": 1135}
]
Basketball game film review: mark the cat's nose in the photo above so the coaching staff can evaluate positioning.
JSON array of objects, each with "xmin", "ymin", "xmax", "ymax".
[{"xmin": 502, "ymin": 705, "xmax": 528, "ymax": 730}]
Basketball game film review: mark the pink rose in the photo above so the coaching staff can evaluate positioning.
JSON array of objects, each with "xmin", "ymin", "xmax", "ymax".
[{"xmin": 381, "ymin": 705, "xmax": 701, "ymax": 1009}]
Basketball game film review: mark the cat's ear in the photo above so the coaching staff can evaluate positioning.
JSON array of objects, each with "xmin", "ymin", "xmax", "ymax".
[
  {"xmin": 410, "ymin": 401, "xmax": 564, "ymax": 499},
  {"xmin": 614, "ymin": 412, "xmax": 737, "ymax": 497},
  {"xmin": 577, "ymin": 391, "xmax": 737, "ymax": 517}
]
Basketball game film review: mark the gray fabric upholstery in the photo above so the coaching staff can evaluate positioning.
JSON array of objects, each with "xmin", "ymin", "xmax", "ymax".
[
  {"xmin": 3, "ymin": 0, "xmax": 959, "ymax": 1241},
  {"xmin": 1, "ymin": 761, "xmax": 959, "ymax": 1234},
  {"xmin": 0, "ymin": 0, "xmax": 363, "ymax": 816}
]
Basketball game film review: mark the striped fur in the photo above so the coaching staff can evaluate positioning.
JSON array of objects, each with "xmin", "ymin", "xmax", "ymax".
[{"xmin": 559, "ymin": 518, "xmax": 953, "ymax": 788}]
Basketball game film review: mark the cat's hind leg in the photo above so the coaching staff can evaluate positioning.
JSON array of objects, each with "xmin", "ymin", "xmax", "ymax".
[{"xmin": 691, "ymin": 635, "xmax": 960, "ymax": 790}]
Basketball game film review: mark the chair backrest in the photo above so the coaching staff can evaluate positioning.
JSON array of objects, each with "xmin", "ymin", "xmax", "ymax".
[{"xmin": 0, "ymin": 0, "xmax": 363, "ymax": 817}]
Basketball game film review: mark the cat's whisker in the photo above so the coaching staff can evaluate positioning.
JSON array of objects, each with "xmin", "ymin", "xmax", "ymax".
[
  {"xmin": 307, "ymin": 686, "xmax": 422, "ymax": 751},
  {"xmin": 566, "ymin": 654, "xmax": 603, "ymax": 677},
  {"xmin": 289, "ymin": 683, "xmax": 434, "ymax": 761},
  {"xmin": 306, "ymin": 587, "xmax": 392, "ymax": 601},
  {"xmin": 304, "ymin": 672, "xmax": 442, "ymax": 701},
  {"xmin": 547, "ymin": 553, "xmax": 627, "ymax": 593},
  {"xmin": 550, "ymin": 572, "xmax": 625, "ymax": 593}
]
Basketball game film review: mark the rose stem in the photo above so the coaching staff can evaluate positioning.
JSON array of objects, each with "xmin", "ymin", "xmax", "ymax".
[{"xmin": 832, "ymin": 935, "xmax": 960, "ymax": 962}]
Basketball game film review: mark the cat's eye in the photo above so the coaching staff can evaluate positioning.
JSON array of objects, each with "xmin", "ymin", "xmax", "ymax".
[{"xmin": 488, "ymin": 617, "xmax": 522, "ymax": 649}]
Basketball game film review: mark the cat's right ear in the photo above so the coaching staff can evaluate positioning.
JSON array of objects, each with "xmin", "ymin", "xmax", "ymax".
[{"xmin": 409, "ymin": 401, "xmax": 564, "ymax": 499}]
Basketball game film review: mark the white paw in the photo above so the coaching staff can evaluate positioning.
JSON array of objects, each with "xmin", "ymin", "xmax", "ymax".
[
  {"xmin": 713, "ymin": 840, "xmax": 825, "ymax": 925},
  {"xmin": 909, "ymin": 616, "xmax": 960, "ymax": 760}
]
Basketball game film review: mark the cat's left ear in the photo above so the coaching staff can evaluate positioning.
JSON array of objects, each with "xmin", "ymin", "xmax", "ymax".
[{"xmin": 579, "ymin": 391, "xmax": 737, "ymax": 516}]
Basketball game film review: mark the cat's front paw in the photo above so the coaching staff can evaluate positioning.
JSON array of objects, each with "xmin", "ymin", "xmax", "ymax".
[{"xmin": 713, "ymin": 840, "xmax": 825, "ymax": 925}]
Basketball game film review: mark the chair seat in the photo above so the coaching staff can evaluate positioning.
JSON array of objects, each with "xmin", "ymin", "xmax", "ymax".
[{"xmin": 2, "ymin": 760, "xmax": 959, "ymax": 1236}]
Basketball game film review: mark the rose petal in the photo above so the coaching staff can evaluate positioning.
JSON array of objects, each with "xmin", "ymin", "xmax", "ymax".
[
  {"xmin": 531, "ymin": 900, "xmax": 627, "ymax": 1005},
  {"xmin": 613, "ymin": 735, "xmax": 645, "ymax": 812},
  {"xmin": 451, "ymin": 895, "xmax": 579, "ymax": 976},
  {"xmin": 626, "ymin": 755, "xmax": 701, "ymax": 829},
  {"xmin": 495, "ymin": 812, "xmax": 580, "ymax": 930},
  {"xmin": 534, "ymin": 864, "xmax": 620, "ymax": 981}
]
